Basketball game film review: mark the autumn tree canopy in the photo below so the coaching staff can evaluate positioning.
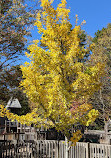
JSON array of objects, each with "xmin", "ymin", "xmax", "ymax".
[
  {"xmin": 0, "ymin": 0, "xmax": 39, "ymax": 112},
  {"xmin": 89, "ymin": 23, "xmax": 111, "ymax": 129},
  {"xmin": 0, "ymin": 0, "xmax": 105, "ymax": 142},
  {"xmin": 0, "ymin": 0, "xmax": 37, "ymax": 69}
]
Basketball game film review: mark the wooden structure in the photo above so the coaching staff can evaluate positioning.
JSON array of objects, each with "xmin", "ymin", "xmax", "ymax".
[
  {"xmin": 0, "ymin": 140, "xmax": 111, "ymax": 158},
  {"xmin": 6, "ymin": 97, "xmax": 21, "ymax": 114},
  {"xmin": 0, "ymin": 98, "xmax": 111, "ymax": 144},
  {"xmin": 0, "ymin": 97, "xmax": 22, "ymax": 134},
  {"xmin": 84, "ymin": 120, "xmax": 111, "ymax": 145}
]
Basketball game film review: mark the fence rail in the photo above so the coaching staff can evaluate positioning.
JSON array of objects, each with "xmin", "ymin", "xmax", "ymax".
[{"xmin": 0, "ymin": 140, "xmax": 111, "ymax": 158}]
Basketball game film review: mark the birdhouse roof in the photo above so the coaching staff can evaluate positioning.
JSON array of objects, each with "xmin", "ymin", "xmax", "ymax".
[{"xmin": 6, "ymin": 97, "xmax": 21, "ymax": 109}]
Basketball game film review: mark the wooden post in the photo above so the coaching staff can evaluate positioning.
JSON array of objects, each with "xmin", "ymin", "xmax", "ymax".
[
  {"xmin": 5, "ymin": 120, "xmax": 6, "ymax": 133},
  {"xmin": 57, "ymin": 140, "xmax": 59, "ymax": 158},
  {"xmin": 65, "ymin": 136, "xmax": 68, "ymax": 158},
  {"xmin": 9, "ymin": 120, "xmax": 11, "ymax": 132},
  {"xmin": 86, "ymin": 142, "xmax": 90, "ymax": 158},
  {"xmin": 0, "ymin": 146, "xmax": 2, "ymax": 158},
  {"xmin": 17, "ymin": 121, "xmax": 18, "ymax": 133}
]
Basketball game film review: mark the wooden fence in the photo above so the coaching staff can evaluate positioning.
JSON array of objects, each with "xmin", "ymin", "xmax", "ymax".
[
  {"xmin": 0, "ymin": 140, "xmax": 111, "ymax": 158},
  {"xmin": 90, "ymin": 143, "xmax": 111, "ymax": 158}
]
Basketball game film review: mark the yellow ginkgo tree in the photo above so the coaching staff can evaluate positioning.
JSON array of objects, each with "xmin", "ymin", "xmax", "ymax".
[{"xmin": 0, "ymin": 0, "xmax": 105, "ymax": 143}]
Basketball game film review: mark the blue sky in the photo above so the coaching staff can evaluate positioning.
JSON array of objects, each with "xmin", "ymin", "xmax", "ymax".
[{"xmin": 67, "ymin": 0, "xmax": 111, "ymax": 36}]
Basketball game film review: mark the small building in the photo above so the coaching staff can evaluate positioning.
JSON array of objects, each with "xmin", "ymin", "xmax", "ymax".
[
  {"xmin": 6, "ymin": 97, "xmax": 21, "ymax": 114},
  {"xmin": 0, "ymin": 97, "xmax": 21, "ymax": 134},
  {"xmin": 0, "ymin": 98, "xmax": 64, "ymax": 141},
  {"xmin": 83, "ymin": 120, "xmax": 111, "ymax": 145}
]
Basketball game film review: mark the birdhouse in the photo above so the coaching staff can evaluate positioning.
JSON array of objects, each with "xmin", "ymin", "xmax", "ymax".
[{"xmin": 6, "ymin": 97, "xmax": 21, "ymax": 114}]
